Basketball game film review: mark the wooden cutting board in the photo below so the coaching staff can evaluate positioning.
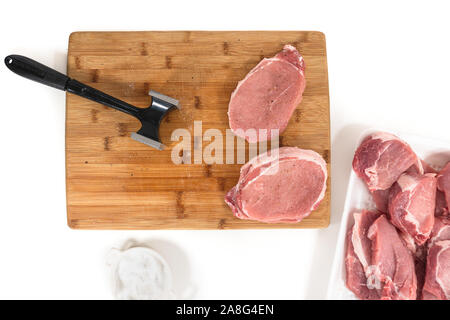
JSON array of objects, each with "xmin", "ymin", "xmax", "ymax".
[{"xmin": 66, "ymin": 31, "xmax": 330, "ymax": 229}]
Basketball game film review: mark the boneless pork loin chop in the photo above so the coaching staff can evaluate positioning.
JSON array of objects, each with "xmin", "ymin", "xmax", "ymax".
[
  {"xmin": 436, "ymin": 190, "xmax": 448, "ymax": 217},
  {"xmin": 345, "ymin": 210, "xmax": 382, "ymax": 300},
  {"xmin": 347, "ymin": 131, "xmax": 450, "ymax": 299},
  {"xmin": 352, "ymin": 132, "xmax": 423, "ymax": 192},
  {"xmin": 345, "ymin": 229, "xmax": 380, "ymax": 300},
  {"xmin": 350, "ymin": 210, "xmax": 382, "ymax": 272},
  {"xmin": 224, "ymin": 147, "xmax": 327, "ymax": 223},
  {"xmin": 422, "ymin": 239, "xmax": 450, "ymax": 300},
  {"xmin": 370, "ymin": 160, "xmax": 437, "ymax": 214},
  {"xmin": 228, "ymin": 45, "xmax": 306, "ymax": 143},
  {"xmin": 345, "ymin": 211, "xmax": 417, "ymax": 300},
  {"xmin": 367, "ymin": 215, "xmax": 417, "ymax": 300},
  {"xmin": 388, "ymin": 172, "xmax": 436, "ymax": 245},
  {"xmin": 371, "ymin": 188, "xmax": 391, "ymax": 213},
  {"xmin": 428, "ymin": 217, "xmax": 450, "ymax": 249},
  {"xmin": 424, "ymin": 216, "xmax": 450, "ymax": 300},
  {"xmin": 437, "ymin": 162, "xmax": 450, "ymax": 211}
]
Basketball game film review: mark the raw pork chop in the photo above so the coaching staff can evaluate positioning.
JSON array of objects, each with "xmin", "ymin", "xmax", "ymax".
[
  {"xmin": 353, "ymin": 132, "xmax": 423, "ymax": 191},
  {"xmin": 418, "ymin": 160, "xmax": 448, "ymax": 216},
  {"xmin": 388, "ymin": 172, "xmax": 436, "ymax": 245},
  {"xmin": 435, "ymin": 191, "xmax": 448, "ymax": 216},
  {"xmin": 428, "ymin": 216, "xmax": 450, "ymax": 248},
  {"xmin": 350, "ymin": 210, "xmax": 382, "ymax": 271},
  {"xmin": 371, "ymin": 160, "xmax": 435, "ymax": 213},
  {"xmin": 224, "ymin": 147, "xmax": 327, "ymax": 223},
  {"xmin": 437, "ymin": 162, "xmax": 450, "ymax": 210},
  {"xmin": 345, "ymin": 211, "xmax": 417, "ymax": 300},
  {"xmin": 399, "ymin": 231, "xmax": 427, "ymax": 299},
  {"xmin": 345, "ymin": 210, "xmax": 381, "ymax": 300},
  {"xmin": 345, "ymin": 230, "xmax": 380, "ymax": 300},
  {"xmin": 422, "ymin": 240, "xmax": 450, "ymax": 300},
  {"xmin": 367, "ymin": 215, "xmax": 417, "ymax": 300},
  {"xmin": 372, "ymin": 189, "xmax": 391, "ymax": 213},
  {"xmin": 416, "ymin": 216, "xmax": 450, "ymax": 299},
  {"xmin": 228, "ymin": 45, "xmax": 306, "ymax": 143}
]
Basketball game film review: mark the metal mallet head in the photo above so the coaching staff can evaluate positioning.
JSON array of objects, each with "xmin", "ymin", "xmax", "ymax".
[{"xmin": 131, "ymin": 90, "xmax": 180, "ymax": 150}]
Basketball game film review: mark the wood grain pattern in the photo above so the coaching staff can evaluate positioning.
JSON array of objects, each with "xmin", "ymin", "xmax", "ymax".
[{"xmin": 66, "ymin": 31, "xmax": 330, "ymax": 229}]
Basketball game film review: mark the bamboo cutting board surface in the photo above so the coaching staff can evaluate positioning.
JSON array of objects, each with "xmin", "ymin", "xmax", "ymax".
[{"xmin": 66, "ymin": 31, "xmax": 330, "ymax": 229}]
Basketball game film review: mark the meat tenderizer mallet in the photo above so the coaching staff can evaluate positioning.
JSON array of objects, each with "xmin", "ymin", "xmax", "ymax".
[{"xmin": 5, "ymin": 55, "xmax": 180, "ymax": 150}]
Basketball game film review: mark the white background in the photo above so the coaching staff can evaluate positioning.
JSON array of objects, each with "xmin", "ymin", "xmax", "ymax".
[{"xmin": 0, "ymin": 0, "xmax": 449, "ymax": 299}]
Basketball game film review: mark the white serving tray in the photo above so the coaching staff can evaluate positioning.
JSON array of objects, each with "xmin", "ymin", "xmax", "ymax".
[{"xmin": 326, "ymin": 128, "xmax": 450, "ymax": 300}]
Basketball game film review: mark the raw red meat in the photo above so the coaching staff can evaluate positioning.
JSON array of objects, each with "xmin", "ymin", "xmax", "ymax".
[
  {"xmin": 367, "ymin": 215, "xmax": 417, "ymax": 300},
  {"xmin": 437, "ymin": 162, "xmax": 450, "ymax": 210},
  {"xmin": 372, "ymin": 189, "xmax": 390, "ymax": 213},
  {"xmin": 228, "ymin": 45, "xmax": 306, "ymax": 143},
  {"xmin": 388, "ymin": 172, "xmax": 436, "ymax": 245},
  {"xmin": 399, "ymin": 231, "xmax": 426, "ymax": 259},
  {"xmin": 353, "ymin": 132, "xmax": 423, "ymax": 191},
  {"xmin": 422, "ymin": 240, "xmax": 450, "ymax": 300},
  {"xmin": 345, "ymin": 211, "xmax": 416, "ymax": 300},
  {"xmin": 420, "ymin": 160, "xmax": 438, "ymax": 174},
  {"xmin": 345, "ymin": 230, "xmax": 380, "ymax": 300},
  {"xmin": 224, "ymin": 147, "xmax": 327, "ymax": 223},
  {"xmin": 428, "ymin": 216, "xmax": 450, "ymax": 248},
  {"xmin": 372, "ymin": 160, "xmax": 436, "ymax": 213},
  {"xmin": 406, "ymin": 159, "xmax": 437, "ymax": 175},
  {"xmin": 345, "ymin": 210, "xmax": 382, "ymax": 300},
  {"xmin": 347, "ymin": 132, "xmax": 450, "ymax": 300},
  {"xmin": 399, "ymin": 231, "xmax": 427, "ymax": 298},
  {"xmin": 350, "ymin": 210, "xmax": 382, "ymax": 271},
  {"xmin": 435, "ymin": 191, "xmax": 448, "ymax": 216},
  {"xmin": 425, "ymin": 216, "xmax": 450, "ymax": 299}
]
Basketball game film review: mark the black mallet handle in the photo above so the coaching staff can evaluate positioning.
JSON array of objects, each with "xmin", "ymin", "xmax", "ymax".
[{"xmin": 5, "ymin": 55, "xmax": 142, "ymax": 117}]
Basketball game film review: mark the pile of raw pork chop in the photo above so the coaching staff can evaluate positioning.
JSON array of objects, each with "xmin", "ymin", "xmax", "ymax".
[
  {"xmin": 346, "ymin": 131, "xmax": 450, "ymax": 300},
  {"xmin": 225, "ymin": 45, "xmax": 328, "ymax": 224}
]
